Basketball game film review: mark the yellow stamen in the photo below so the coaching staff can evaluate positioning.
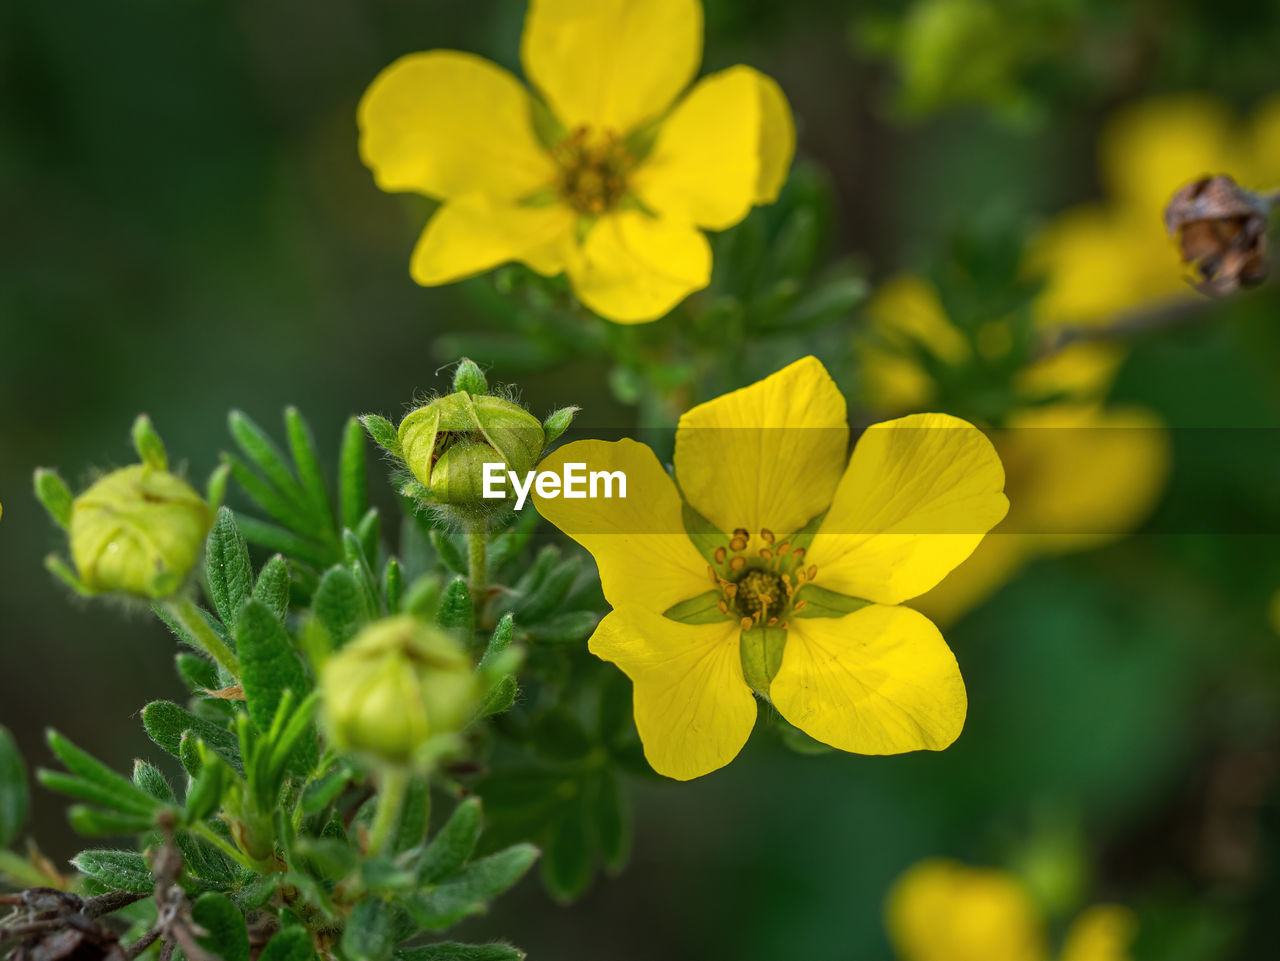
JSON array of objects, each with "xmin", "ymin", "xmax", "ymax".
[
  {"xmin": 777, "ymin": 541, "xmax": 791, "ymax": 555},
  {"xmin": 714, "ymin": 546, "xmax": 727, "ymax": 564},
  {"xmin": 729, "ymin": 536, "xmax": 747, "ymax": 552},
  {"xmin": 740, "ymin": 617, "xmax": 752, "ymax": 630},
  {"xmin": 760, "ymin": 529, "xmax": 775, "ymax": 544},
  {"xmin": 807, "ymin": 564, "xmax": 818, "ymax": 581},
  {"xmin": 729, "ymin": 556, "xmax": 746, "ymax": 572},
  {"xmin": 759, "ymin": 548, "xmax": 773, "ymax": 560},
  {"xmin": 794, "ymin": 599, "xmax": 808, "ymax": 611},
  {"xmin": 717, "ymin": 599, "xmax": 728, "ymax": 614}
]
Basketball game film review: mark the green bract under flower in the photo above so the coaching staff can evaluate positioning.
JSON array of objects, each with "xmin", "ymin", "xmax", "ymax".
[
  {"xmin": 321, "ymin": 616, "xmax": 479, "ymax": 766},
  {"xmin": 69, "ymin": 465, "xmax": 212, "ymax": 599}
]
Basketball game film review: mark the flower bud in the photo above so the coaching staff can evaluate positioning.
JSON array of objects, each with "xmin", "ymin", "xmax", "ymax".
[
  {"xmin": 69, "ymin": 465, "xmax": 212, "ymax": 599},
  {"xmin": 1164, "ymin": 174, "xmax": 1270, "ymax": 295},
  {"xmin": 398, "ymin": 392, "xmax": 545, "ymax": 515},
  {"xmin": 321, "ymin": 616, "xmax": 478, "ymax": 765}
]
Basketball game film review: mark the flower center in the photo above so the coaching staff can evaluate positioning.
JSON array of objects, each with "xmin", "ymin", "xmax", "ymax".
[
  {"xmin": 553, "ymin": 127, "xmax": 632, "ymax": 216},
  {"xmin": 708, "ymin": 527, "xmax": 819, "ymax": 630}
]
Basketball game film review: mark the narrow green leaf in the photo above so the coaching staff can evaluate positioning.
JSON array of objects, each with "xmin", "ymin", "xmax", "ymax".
[
  {"xmin": 436, "ymin": 577, "xmax": 474, "ymax": 639},
  {"xmin": 479, "ymin": 615, "xmax": 514, "ymax": 670},
  {"xmin": 360, "ymin": 414, "xmax": 401, "ymax": 457},
  {"xmin": 792, "ymin": 583, "xmax": 873, "ymax": 618},
  {"xmin": 192, "ymin": 891, "xmax": 251, "ymax": 961},
  {"xmin": 314, "ymin": 566, "xmax": 365, "ymax": 647},
  {"xmin": 235, "ymin": 515, "xmax": 335, "ymax": 569},
  {"xmin": 179, "ymin": 733, "xmax": 203, "ymax": 780},
  {"xmin": 406, "ymin": 845, "xmax": 538, "ymax": 931},
  {"xmin": 418, "ymin": 797, "xmax": 482, "ymax": 884},
  {"xmin": 235, "ymin": 599, "xmax": 311, "ymax": 734},
  {"xmin": 485, "ymin": 510, "xmax": 539, "ymax": 574},
  {"xmin": 131, "ymin": 414, "xmax": 168, "ymax": 470},
  {"xmin": 141, "ymin": 701, "xmax": 243, "ymax": 774},
  {"xmin": 542, "ymin": 794, "xmax": 591, "ymax": 903},
  {"xmin": 452, "ymin": 358, "xmax": 488, "ymax": 395},
  {"xmin": 524, "ymin": 610, "xmax": 599, "ymax": 643},
  {"xmin": 541, "ymin": 406, "xmax": 579, "ymax": 445},
  {"xmin": 260, "ymin": 927, "xmax": 315, "ymax": 961},
  {"xmin": 45, "ymin": 730, "xmax": 159, "ymax": 814},
  {"xmin": 477, "ymin": 676, "xmax": 518, "ymax": 718},
  {"xmin": 0, "ymin": 726, "xmax": 29, "ymax": 847},
  {"xmin": 342, "ymin": 898, "xmax": 395, "ymax": 961},
  {"xmin": 67, "ymin": 806, "xmax": 156, "ymax": 837},
  {"xmin": 662, "ymin": 590, "xmax": 728, "ymax": 625},
  {"xmin": 254, "ymin": 555, "xmax": 292, "ymax": 620},
  {"xmin": 132, "ymin": 761, "xmax": 175, "ymax": 803},
  {"xmin": 392, "ymin": 775, "xmax": 431, "ymax": 855},
  {"xmin": 231, "ymin": 873, "xmax": 280, "ymax": 911},
  {"xmin": 395, "ymin": 944, "xmax": 524, "ymax": 961},
  {"xmin": 340, "ymin": 417, "xmax": 368, "ymax": 532},
  {"xmin": 229, "ymin": 411, "xmax": 304, "ymax": 509},
  {"xmin": 356, "ymin": 509, "xmax": 382, "ymax": 571},
  {"xmin": 301, "ymin": 767, "xmax": 353, "ymax": 816},
  {"xmin": 514, "ymin": 558, "xmax": 580, "ymax": 623},
  {"xmin": 33, "ymin": 469, "xmax": 74, "ymax": 529},
  {"xmin": 223, "ymin": 454, "xmax": 317, "ymax": 537},
  {"xmin": 176, "ymin": 653, "xmax": 219, "ymax": 693},
  {"xmin": 430, "ymin": 530, "xmax": 467, "ymax": 576},
  {"xmin": 385, "ymin": 558, "xmax": 403, "ymax": 614},
  {"xmin": 72, "ymin": 850, "xmax": 153, "ymax": 892},
  {"xmin": 207, "ymin": 507, "xmax": 253, "ymax": 624},
  {"xmin": 285, "ymin": 407, "xmax": 335, "ymax": 535}
]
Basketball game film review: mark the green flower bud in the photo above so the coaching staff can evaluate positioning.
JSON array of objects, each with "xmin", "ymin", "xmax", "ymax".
[
  {"xmin": 397, "ymin": 392, "xmax": 545, "ymax": 516},
  {"xmin": 321, "ymin": 616, "xmax": 478, "ymax": 766},
  {"xmin": 69, "ymin": 465, "xmax": 212, "ymax": 599}
]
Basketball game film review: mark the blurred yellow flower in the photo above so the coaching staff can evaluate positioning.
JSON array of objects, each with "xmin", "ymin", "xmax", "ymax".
[
  {"xmin": 886, "ymin": 859, "xmax": 1136, "ymax": 961},
  {"xmin": 535, "ymin": 357, "xmax": 1007, "ymax": 779},
  {"xmin": 859, "ymin": 276, "xmax": 1170, "ymax": 624},
  {"xmin": 358, "ymin": 0, "xmax": 794, "ymax": 323}
]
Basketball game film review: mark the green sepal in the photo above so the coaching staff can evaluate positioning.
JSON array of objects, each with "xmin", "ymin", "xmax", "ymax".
[
  {"xmin": 542, "ymin": 407, "xmax": 579, "ymax": 445},
  {"xmin": 662, "ymin": 590, "xmax": 728, "ymax": 625},
  {"xmin": 786, "ymin": 510, "xmax": 827, "ymax": 556},
  {"xmin": 44, "ymin": 555, "xmax": 91, "ymax": 595},
  {"xmin": 192, "ymin": 892, "xmax": 251, "ymax": 961},
  {"xmin": 740, "ymin": 627, "xmax": 787, "ymax": 699},
  {"xmin": 207, "ymin": 507, "xmax": 253, "ymax": 625},
  {"xmin": 436, "ymin": 577, "xmax": 474, "ymax": 639},
  {"xmin": 0, "ymin": 726, "xmax": 29, "ymax": 847},
  {"xmin": 680, "ymin": 504, "xmax": 729, "ymax": 570},
  {"xmin": 131, "ymin": 414, "xmax": 168, "ymax": 470},
  {"xmin": 33, "ymin": 468, "xmax": 74, "ymax": 530},
  {"xmin": 361, "ymin": 414, "xmax": 402, "ymax": 457},
  {"xmin": 72, "ymin": 850, "xmax": 154, "ymax": 892},
  {"xmin": 793, "ymin": 583, "xmax": 873, "ymax": 618},
  {"xmin": 528, "ymin": 95, "xmax": 567, "ymax": 151},
  {"xmin": 452, "ymin": 358, "xmax": 489, "ymax": 396}
]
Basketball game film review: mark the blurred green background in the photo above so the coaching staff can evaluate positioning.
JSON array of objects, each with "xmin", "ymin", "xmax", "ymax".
[{"xmin": 4, "ymin": 1, "xmax": 1280, "ymax": 958}]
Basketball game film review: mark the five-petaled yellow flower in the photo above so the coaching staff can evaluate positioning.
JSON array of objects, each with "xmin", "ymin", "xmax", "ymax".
[
  {"xmin": 358, "ymin": 0, "xmax": 795, "ymax": 323},
  {"xmin": 887, "ymin": 859, "xmax": 1136, "ymax": 961},
  {"xmin": 535, "ymin": 357, "xmax": 1008, "ymax": 780}
]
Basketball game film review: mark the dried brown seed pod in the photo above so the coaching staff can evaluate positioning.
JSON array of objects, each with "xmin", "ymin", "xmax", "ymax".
[{"xmin": 1164, "ymin": 174, "xmax": 1271, "ymax": 296}]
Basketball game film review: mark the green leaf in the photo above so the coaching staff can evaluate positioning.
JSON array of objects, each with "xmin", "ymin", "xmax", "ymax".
[
  {"xmin": 392, "ymin": 775, "xmax": 432, "ymax": 855},
  {"xmin": 33, "ymin": 468, "xmax": 74, "ymax": 529},
  {"xmin": 405, "ymin": 844, "xmax": 539, "ymax": 931},
  {"xmin": 0, "ymin": 726, "xmax": 29, "ymax": 847},
  {"xmin": 131, "ymin": 414, "xmax": 168, "ymax": 470},
  {"xmin": 395, "ymin": 944, "xmax": 524, "ymax": 961},
  {"xmin": 514, "ymin": 557, "xmax": 580, "ymax": 623},
  {"xmin": 486, "ymin": 510, "xmax": 539, "ymax": 574},
  {"xmin": 385, "ymin": 558, "xmax": 404, "ymax": 615},
  {"xmin": 141, "ymin": 701, "xmax": 243, "ymax": 774},
  {"xmin": 436, "ymin": 577, "xmax": 474, "ymax": 639},
  {"xmin": 793, "ymin": 583, "xmax": 873, "ymax": 618},
  {"xmin": 479, "ymin": 615, "xmax": 514, "ymax": 670},
  {"xmin": 179, "ymin": 732, "xmax": 203, "ymax": 779},
  {"xmin": 229, "ymin": 411, "xmax": 304, "ymax": 500},
  {"xmin": 590, "ymin": 770, "xmax": 630, "ymax": 873},
  {"xmin": 67, "ymin": 806, "xmax": 156, "ymax": 837},
  {"xmin": 314, "ymin": 566, "xmax": 365, "ymax": 647},
  {"xmin": 542, "ymin": 793, "xmax": 591, "ymax": 903},
  {"xmin": 235, "ymin": 514, "xmax": 335, "ymax": 569},
  {"xmin": 477, "ymin": 676, "xmax": 518, "ymax": 718},
  {"xmin": 231, "ymin": 873, "xmax": 280, "ymax": 911},
  {"xmin": 523, "ymin": 610, "xmax": 599, "ymax": 643},
  {"xmin": 192, "ymin": 892, "xmax": 250, "ymax": 961},
  {"xmin": 72, "ymin": 850, "xmax": 153, "ymax": 892},
  {"xmin": 356, "ymin": 509, "xmax": 382, "ymax": 572},
  {"xmin": 301, "ymin": 767, "xmax": 353, "ymax": 816},
  {"xmin": 452, "ymin": 358, "xmax": 488, "ymax": 395},
  {"xmin": 236, "ymin": 599, "xmax": 311, "ymax": 735},
  {"xmin": 343, "ymin": 898, "xmax": 395, "ymax": 961},
  {"xmin": 176, "ymin": 653, "xmax": 219, "ymax": 693},
  {"xmin": 541, "ymin": 406, "xmax": 579, "ymax": 445},
  {"xmin": 430, "ymin": 530, "xmax": 467, "ymax": 576},
  {"xmin": 254, "ymin": 555, "xmax": 292, "ymax": 621},
  {"xmin": 260, "ymin": 926, "xmax": 315, "ymax": 961},
  {"xmin": 418, "ymin": 798, "xmax": 482, "ymax": 884},
  {"xmin": 340, "ymin": 417, "xmax": 368, "ymax": 532},
  {"xmin": 207, "ymin": 507, "xmax": 254, "ymax": 624},
  {"xmin": 285, "ymin": 407, "xmax": 336, "ymax": 536},
  {"xmin": 681, "ymin": 504, "xmax": 729, "ymax": 569},
  {"xmin": 361, "ymin": 414, "xmax": 401, "ymax": 457},
  {"xmin": 661, "ymin": 590, "xmax": 728, "ymax": 625},
  {"xmin": 132, "ymin": 761, "xmax": 175, "ymax": 803},
  {"xmin": 44, "ymin": 730, "xmax": 159, "ymax": 816},
  {"xmin": 532, "ymin": 712, "xmax": 592, "ymax": 763}
]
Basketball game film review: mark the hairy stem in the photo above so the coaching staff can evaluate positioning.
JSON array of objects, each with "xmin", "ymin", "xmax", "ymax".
[
  {"xmin": 365, "ymin": 766, "xmax": 408, "ymax": 857},
  {"xmin": 165, "ymin": 598, "xmax": 241, "ymax": 678},
  {"xmin": 465, "ymin": 518, "xmax": 487, "ymax": 605}
]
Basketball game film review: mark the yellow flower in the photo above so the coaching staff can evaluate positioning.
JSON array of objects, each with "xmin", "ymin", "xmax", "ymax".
[
  {"xmin": 358, "ymin": 0, "xmax": 794, "ymax": 323},
  {"xmin": 886, "ymin": 859, "xmax": 1136, "ymax": 961},
  {"xmin": 534, "ymin": 357, "xmax": 1007, "ymax": 779},
  {"xmin": 859, "ymin": 277, "xmax": 1170, "ymax": 624}
]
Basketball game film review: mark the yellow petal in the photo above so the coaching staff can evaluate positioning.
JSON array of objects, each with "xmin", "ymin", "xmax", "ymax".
[
  {"xmin": 810, "ymin": 414, "xmax": 1008, "ymax": 606},
  {"xmin": 521, "ymin": 0, "xmax": 702, "ymax": 134},
  {"xmin": 772, "ymin": 605, "xmax": 966, "ymax": 754},
  {"xmin": 886, "ymin": 859, "xmax": 1048, "ymax": 961},
  {"xmin": 590, "ymin": 607, "xmax": 755, "ymax": 780},
  {"xmin": 673, "ymin": 356, "xmax": 848, "ymax": 541},
  {"xmin": 410, "ymin": 194, "xmax": 576, "ymax": 286},
  {"xmin": 532, "ymin": 439, "xmax": 709, "ymax": 614},
  {"xmin": 909, "ymin": 532, "xmax": 1030, "ymax": 627},
  {"xmin": 567, "ymin": 211, "xmax": 711, "ymax": 323},
  {"xmin": 358, "ymin": 51, "xmax": 554, "ymax": 200},
  {"xmin": 1059, "ymin": 905, "xmax": 1138, "ymax": 961},
  {"xmin": 634, "ymin": 66, "xmax": 793, "ymax": 229}
]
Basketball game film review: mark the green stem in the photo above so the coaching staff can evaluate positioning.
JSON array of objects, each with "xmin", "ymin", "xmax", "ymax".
[
  {"xmin": 366, "ymin": 767, "xmax": 408, "ymax": 857},
  {"xmin": 190, "ymin": 822, "xmax": 259, "ymax": 873},
  {"xmin": 165, "ymin": 598, "xmax": 241, "ymax": 678},
  {"xmin": 465, "ymin": 518, "xmax": 487, "ymax": 605}
]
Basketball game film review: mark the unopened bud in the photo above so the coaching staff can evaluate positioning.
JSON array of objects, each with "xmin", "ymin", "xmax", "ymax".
[
  {"xmin": 321, "ymin": 616, "xmax": 478, "ymax": 765},
  {"xmin": 1164, "ymin": 174, "xmax": 1271, "ymax": 296}
]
